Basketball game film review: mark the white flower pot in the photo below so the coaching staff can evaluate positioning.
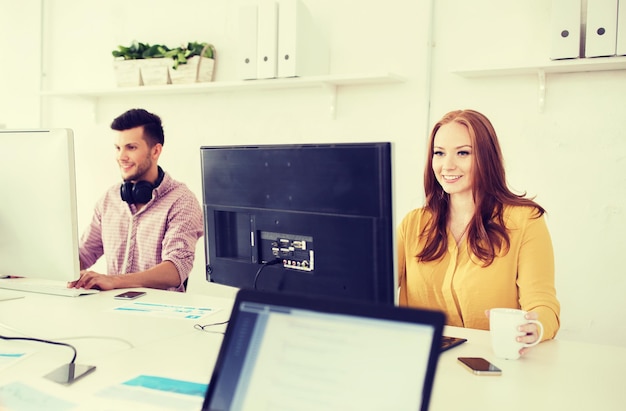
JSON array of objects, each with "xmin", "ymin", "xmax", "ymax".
[
  {"xmin": 169, "ymin": 56, "xmax": 215, "ymax": 84},
  {"xmin": 113, "ymin": 59, "xmax": 143, "ymax": 87},
  {"xmin": 140, "ymin": 58, "xmax": 172, "ymax": 86}
]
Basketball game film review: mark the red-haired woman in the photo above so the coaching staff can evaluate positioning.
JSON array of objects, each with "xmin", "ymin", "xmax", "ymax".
[{"xmin": 397, "ymin": 109, "xmax": 560, "ymax": 354}]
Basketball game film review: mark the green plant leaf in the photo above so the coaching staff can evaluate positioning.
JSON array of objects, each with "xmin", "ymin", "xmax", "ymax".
[
  {"xmin": 141, "ymin": 44, "xmax": 170, "ymax": 58},
  {"xmin": 113, "ymin": 40, "xmax": 214, "ymax": 65},
  {"xmin": 112, "ymin": 41, "xmax": 154, "ymax": 59}
]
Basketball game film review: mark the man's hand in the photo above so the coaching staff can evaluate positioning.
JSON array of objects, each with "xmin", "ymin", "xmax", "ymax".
[{"xmin": 67, "ymin": 270, "xmax": 118, "ymax": 291}]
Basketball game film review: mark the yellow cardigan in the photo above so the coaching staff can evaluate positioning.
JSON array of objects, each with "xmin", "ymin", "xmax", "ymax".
[{"xmin": 397, "ymin": 205, "xmax": 560, "ymax": 341}]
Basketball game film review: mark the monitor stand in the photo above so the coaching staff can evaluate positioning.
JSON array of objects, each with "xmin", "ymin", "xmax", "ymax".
[{"xmin": 44, "ymin": 363, "xmax": 96, "ymax": 385}]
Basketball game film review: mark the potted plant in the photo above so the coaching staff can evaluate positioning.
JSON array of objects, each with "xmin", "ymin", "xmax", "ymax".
[
  {"xmin": 112, "ymin": 41, "xmax": 172, "ymax": 86},
  {"xmin": 138, "ymin": 43, "xmax": 173, "ymax": 86},
  {"xmin": 112, "ymin": 41, "xmax": 149, "ymax": 87},
  {"xmin": 166, "ymin": 42, "xmax": 216, "ymax": 84}
]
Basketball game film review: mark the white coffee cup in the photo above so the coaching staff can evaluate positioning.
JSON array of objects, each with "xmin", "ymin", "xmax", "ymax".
[{"xmin": 489, "ymin": 308, "xmax": 544, "ymax": 360}]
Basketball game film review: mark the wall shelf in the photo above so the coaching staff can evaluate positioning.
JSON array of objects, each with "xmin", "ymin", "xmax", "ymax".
[
  {"xmin": 41, "ymin": 72, "xmax": 406, "ymax": 118},
  {"xmin": 452, "ymin": 56, "xmax": 626, "ymax": 112},
  {"xmin": 452, "ymin": 56, "xmax": 626, "ymax": 77}
]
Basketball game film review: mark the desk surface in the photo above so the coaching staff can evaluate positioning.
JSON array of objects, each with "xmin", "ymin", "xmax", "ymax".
[
  {"xmin": 0, "ymin": 285, "xmax": 624, "ymax": 410},
  {"xmin": 434, "ymin": 326, "xmax": 625, "ymax": 410}
]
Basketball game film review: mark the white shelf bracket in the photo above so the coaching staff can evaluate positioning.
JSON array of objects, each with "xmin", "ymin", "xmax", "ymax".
[
  {"xmin": 324, "ymin": 83, "xmax": 338, "ymax": 119},
  {"xmin": 537, "ymin": 69, "xmax": 546, "ymax": 113}
]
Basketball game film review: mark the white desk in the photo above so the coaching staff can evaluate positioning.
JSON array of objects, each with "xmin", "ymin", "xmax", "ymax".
[
  {"xmin": 0, "ymin": 285, "xmax": 624, "ymax": 410},
  {"xmin": 432, "ymin": 326, "xmax": 625, "ymax": 410},
  {"xmin": 0, "ymin": 285, "xmax": 236, "ymax": 410}
]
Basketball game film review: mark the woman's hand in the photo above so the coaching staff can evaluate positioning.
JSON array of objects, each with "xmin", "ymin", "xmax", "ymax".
[
  {"xmin": 518, "ymin": 311, "xmax": 541, "ymax": 356},
  {"xmin": 485, "ymin": 309, "xmax": 542, "ymax": 357}
]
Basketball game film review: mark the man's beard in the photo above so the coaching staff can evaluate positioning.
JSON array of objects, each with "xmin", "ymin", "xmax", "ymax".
[{"xmin": 122, "ymin": 158, "xmax": 152, "ymax": 183}]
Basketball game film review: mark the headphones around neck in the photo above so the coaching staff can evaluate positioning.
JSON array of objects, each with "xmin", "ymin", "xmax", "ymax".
[{"xmin": 120, "ymin": 166, "xmax": 165, "ymax": 205}]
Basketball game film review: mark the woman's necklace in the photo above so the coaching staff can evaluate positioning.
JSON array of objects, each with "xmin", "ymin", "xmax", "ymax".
[
  {"xmin": 448, "ymin": 197, "xmax": 475, "ymax": 246},
  {"xmin": 450, "ymin": 221, "xmax": 470, "ymax": 245}
]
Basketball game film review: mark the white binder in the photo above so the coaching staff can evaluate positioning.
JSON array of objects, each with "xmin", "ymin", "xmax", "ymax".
[
  {"xmin": 257, "ymin": 0, "xmax": 279, "ymax": 79},
  {"xmin": 617, "ymin": 0, "xmax": 626, "ymax": 55},
  {"xmin": 238, "ymin": 4, "xmax": 258, "ymax": 80},
  {"xmin": 550, "ymin": 0, "xmax": 582, "ymax": 60},
  {"xmin": 277, "ymin": 0, "xmax": 329, "ymax": 78},
  {"xmin": 585, "ymin": 0, "xmax": 618, "ymax": 57}
]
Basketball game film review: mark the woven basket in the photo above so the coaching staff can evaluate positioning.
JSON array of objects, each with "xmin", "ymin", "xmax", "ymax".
[{"xmin": 169, "ymin": 44, "xmax": 216, "ymax": 84}]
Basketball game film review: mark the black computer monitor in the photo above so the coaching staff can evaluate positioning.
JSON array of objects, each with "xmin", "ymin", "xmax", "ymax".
[{"xmin": 200, "ymin": 142, "xmax": 395, "ymax": 305}]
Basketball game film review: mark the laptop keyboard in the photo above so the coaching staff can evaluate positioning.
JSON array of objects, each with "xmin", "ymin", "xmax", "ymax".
[{"xmin": 0, "ymin": 278, "xmax": 99, "ymax": 297}]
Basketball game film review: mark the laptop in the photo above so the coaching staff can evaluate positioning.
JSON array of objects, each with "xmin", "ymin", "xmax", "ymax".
[{"xmin": 202, "ymin": 289, "xmax": 445, "ymax": 411}]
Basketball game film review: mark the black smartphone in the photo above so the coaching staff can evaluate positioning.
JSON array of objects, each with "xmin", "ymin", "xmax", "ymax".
[
  {"xmin": 457, "ymin": 357, "xmax": 502, "ymax": 376},
  {"xmin": 114, "ymin": 291, "xmax": 146, "ymax": 300}
]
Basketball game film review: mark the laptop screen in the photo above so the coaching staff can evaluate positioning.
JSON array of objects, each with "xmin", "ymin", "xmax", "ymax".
[{"xmin": 203, "ymin": 290, "xmax": 444, "ymax": 411}]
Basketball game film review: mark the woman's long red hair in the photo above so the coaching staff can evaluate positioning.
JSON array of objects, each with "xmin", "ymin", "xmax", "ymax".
[{"xmin": 418, "ymin": 109, "xmax": 545, "ymax": 266}]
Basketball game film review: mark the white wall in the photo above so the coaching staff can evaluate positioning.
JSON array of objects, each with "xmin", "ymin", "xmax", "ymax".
[
  {"xmin": 2, "ymin": 0, "xmax": 625, "ymax": 346},
  {"xmin": 429, "ymin": 0, "xmax": 626, "ymax": 345},
  {"xmin": 0, "ymin": 0, "xmax": 41, "ymax": 127},
  {"xmin": 34, "ymin": 0, "xmax": 431, "ymax": 282}
]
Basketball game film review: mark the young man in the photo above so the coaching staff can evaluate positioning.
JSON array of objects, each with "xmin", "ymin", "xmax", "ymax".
[{"xmin": 68, "ymin": 108, "xmax": 203, "ymax": 292}]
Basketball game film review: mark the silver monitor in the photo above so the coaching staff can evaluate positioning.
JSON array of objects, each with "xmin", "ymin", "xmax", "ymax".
[{"xmin": 0, "ymin": 129, "xmax": 80, "ymax": 282}]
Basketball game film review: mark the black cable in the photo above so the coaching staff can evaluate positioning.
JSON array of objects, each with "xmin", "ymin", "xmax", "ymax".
[
  {"xmin": 194, "ymin": 320, "xmax": 229, "ymax": 334},
  {"xmin": 252, "ymin": 258, "xmax": 283, "ymax": 290},
  {"xmin": 0, "ymin": 334, "xmax": 78, "ymax": 364}
]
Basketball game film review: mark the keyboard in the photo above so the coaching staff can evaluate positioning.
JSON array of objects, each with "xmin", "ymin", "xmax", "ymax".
[
  {"xmin": 440, "ymin": 335, "xmax": 467, "ymax": 352},
  {"xmin": 0, "ymin": 291, "xmax": 24, "ymax": 302},
  {"xmin": 0, "ymin": 278, "xmax": 99, "ymax": 297}
]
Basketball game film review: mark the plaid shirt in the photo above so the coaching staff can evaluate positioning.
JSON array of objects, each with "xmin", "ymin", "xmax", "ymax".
[{"xmin": 79, "ymin": 172, "xmax": 203, "ymax": 292}]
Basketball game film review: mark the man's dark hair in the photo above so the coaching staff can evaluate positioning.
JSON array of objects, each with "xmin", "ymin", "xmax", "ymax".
[{"xmin": 111, "ymin": 108, "xmax": 165, "ymax": 147}]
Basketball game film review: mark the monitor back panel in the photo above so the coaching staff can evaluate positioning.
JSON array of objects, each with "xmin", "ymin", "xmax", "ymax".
[{"xmin": 200, "ymin": 143, "xmax": 394, "ymax": 304}]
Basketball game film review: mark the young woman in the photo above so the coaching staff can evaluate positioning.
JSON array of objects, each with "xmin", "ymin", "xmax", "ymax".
[{"xmin": 397, "ymin": 109, "xmax": 560, "ymax": 349}]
